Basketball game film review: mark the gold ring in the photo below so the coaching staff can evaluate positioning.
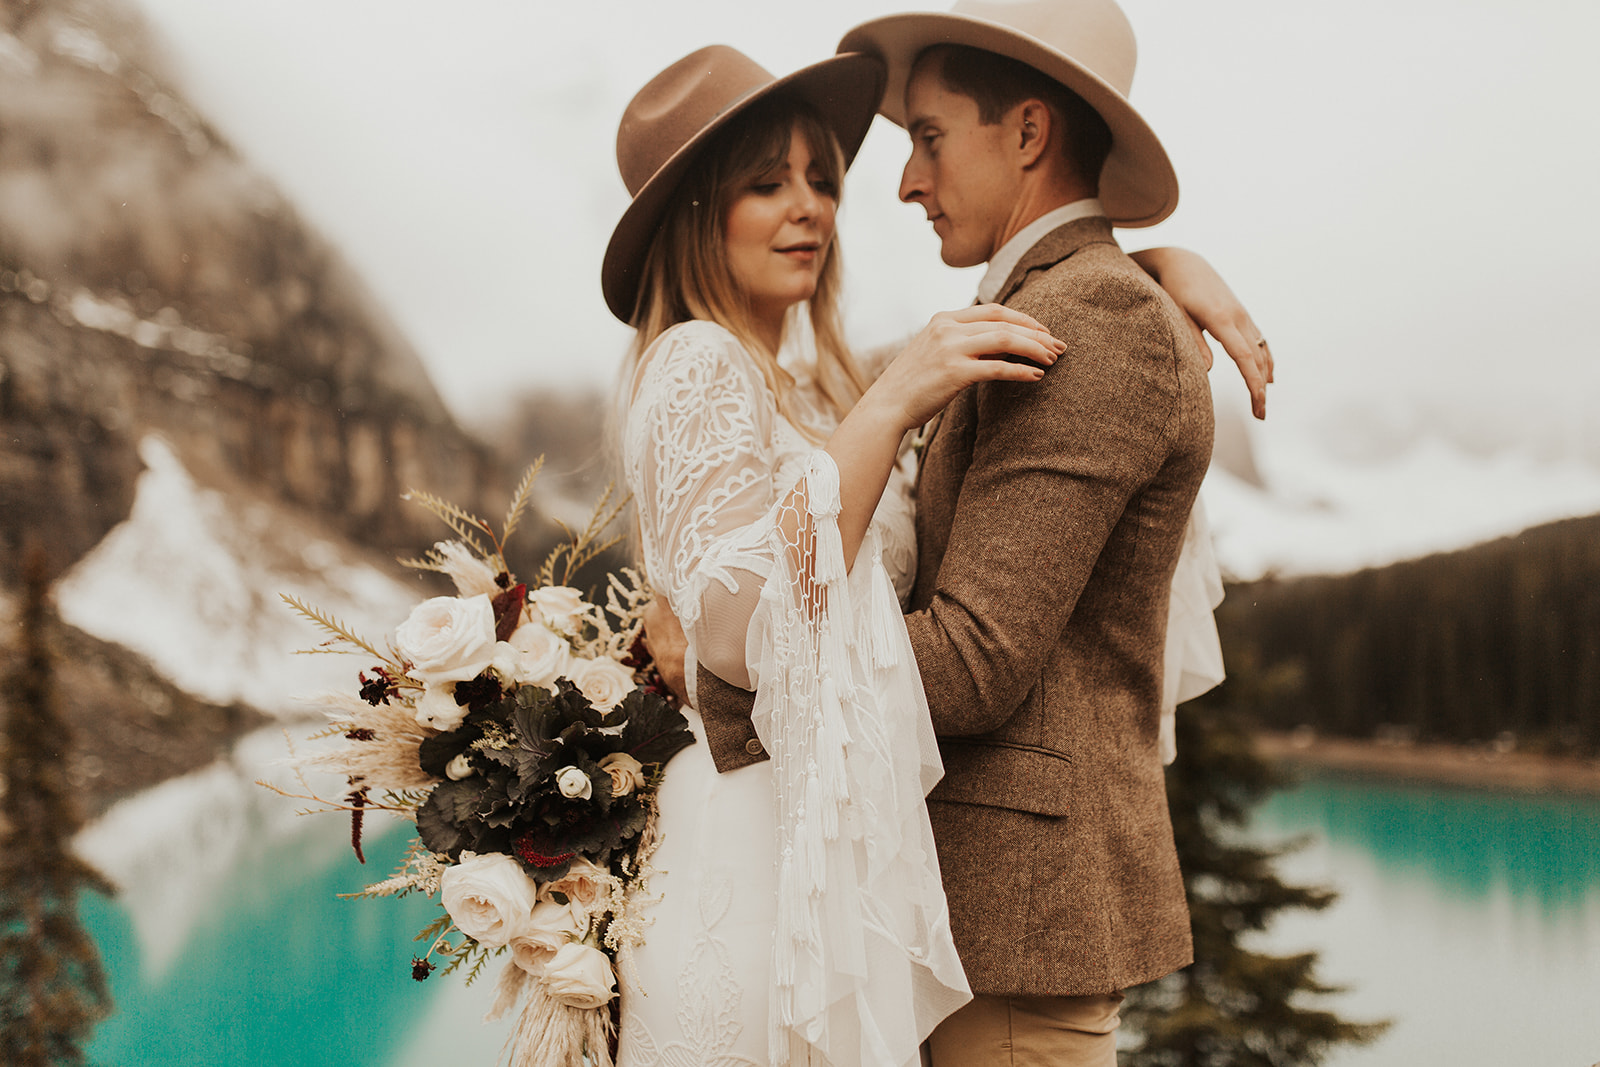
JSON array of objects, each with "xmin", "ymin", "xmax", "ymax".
[{"xmin": 1256, "ymin": 337, "xmax": 1269, "ymax": 348}]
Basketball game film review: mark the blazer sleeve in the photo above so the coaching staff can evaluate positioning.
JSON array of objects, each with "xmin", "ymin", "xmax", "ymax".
[{"xmin": 904, "ymin": 265, "xmax": 1186, "ymax": 736}]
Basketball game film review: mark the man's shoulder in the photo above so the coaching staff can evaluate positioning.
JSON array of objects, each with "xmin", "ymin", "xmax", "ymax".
[
  {"xmin": 1016, "ymin": 239, "xmax": 1159, "ymax": 309},
  {"xmin": 1007, "ymin": 241, "xmax": 1175, "ymax": 350}
]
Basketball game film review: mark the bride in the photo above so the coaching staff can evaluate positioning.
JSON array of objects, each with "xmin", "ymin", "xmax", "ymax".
[{"xmin": 606, "ymin": 44, "xmax": 1255, "ymax": 1067}]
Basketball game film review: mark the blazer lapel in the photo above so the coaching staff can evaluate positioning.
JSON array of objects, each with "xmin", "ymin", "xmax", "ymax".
[{"xmin": 994, "ymin": 216, "xmax": 1119, "ymax": 306}]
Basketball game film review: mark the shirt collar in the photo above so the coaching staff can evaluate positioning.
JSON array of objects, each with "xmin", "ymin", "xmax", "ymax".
[{"xmin": 976, "ymin": 198, "xmax": 1105, "ymax": 304}]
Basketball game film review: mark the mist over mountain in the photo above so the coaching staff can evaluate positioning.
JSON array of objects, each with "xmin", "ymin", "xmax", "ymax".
[{"xmin": 0, "ymin": 0, "xmax": 600, "ymax": 806}]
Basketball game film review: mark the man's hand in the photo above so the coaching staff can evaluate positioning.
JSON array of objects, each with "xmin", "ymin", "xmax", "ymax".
[
  {"xmin": 1129, "ymin": 246, "xmax": 1275, "ymax": 420},
  {"xmin": 640, "ymin": 597, "xmax": 690, "ymax": 707}
]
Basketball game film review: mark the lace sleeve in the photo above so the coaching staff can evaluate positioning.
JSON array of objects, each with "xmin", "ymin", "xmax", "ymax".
[{"xmin": 623, "ymin": 322, "xmax": 780, "ymax": 696}]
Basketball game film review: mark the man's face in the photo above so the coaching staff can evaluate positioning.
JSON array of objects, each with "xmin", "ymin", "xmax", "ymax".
[{"xmin": 898, "ymin": 59, "xmax": 1019, "ymax": 269}]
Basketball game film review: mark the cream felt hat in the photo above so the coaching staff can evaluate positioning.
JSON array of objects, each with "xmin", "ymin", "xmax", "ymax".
[
  {"xmin": 601, "ymin": 45, "xmax": 886, "ymax": 323},
  {"xmin": 838, "ymin": 0, "xmax": 1177, "ymax": 227}
]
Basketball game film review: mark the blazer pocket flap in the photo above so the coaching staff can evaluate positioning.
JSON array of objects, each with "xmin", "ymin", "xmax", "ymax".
[{"xmin": 927, "ymin": 739, "xmax": 1072, "ymax": 817}]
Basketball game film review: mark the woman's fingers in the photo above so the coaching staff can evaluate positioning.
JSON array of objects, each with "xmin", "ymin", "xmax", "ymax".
[{"xmin": 1206, "ymin": 313, "xmax": 1270, "ymax": 419}]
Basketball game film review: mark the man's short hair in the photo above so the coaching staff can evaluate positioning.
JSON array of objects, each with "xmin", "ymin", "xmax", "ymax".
[{"xmin": 922, "ymin": 44, "xmax": 1113, "ymax": 185}]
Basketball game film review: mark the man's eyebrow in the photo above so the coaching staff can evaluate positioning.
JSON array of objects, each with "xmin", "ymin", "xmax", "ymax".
[{"xmin": 907, "ymin": 116, "xmax": 933, "ymax": 136}]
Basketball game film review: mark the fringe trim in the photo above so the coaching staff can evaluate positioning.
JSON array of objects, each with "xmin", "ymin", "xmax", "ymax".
[{"xmin": 502, "ymin": 981, "xmax": 615, "ymax": 1067}]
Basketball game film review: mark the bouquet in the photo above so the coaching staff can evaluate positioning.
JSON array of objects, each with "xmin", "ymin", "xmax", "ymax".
[{"xmin": 268, "ymin": 465, "xmax": 693, "ymax": 1067}]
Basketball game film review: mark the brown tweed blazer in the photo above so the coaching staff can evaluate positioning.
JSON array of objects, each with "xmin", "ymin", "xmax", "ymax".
[{"xmin": 696, "ymin": 216, "xmax": 1212, "ymax": 997}]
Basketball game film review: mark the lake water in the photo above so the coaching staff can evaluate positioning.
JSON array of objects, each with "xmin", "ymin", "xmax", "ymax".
[{"xmin": 76, "ymin": 756, "xmax": 1600, "ymax": 1066}]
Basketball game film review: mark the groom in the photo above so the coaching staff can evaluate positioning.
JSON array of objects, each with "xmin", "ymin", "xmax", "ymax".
[{"xmin": 659, "ymin": 0, "xmax": 1221, "ymax": 1062}]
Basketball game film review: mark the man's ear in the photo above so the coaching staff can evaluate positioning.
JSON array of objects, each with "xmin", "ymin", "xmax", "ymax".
[{"xmin": 1017, "ymin": 99, "xmax": 1053, "ymax": 169}]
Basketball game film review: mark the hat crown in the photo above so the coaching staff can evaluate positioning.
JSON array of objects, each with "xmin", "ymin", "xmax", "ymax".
[
  {"xmin": 616, "ymin": 45, "xmax": 774, "ymax": 197},
  {"xmin": 950, "ymin": 0, "xmax": 1136, "ymax": 96}
]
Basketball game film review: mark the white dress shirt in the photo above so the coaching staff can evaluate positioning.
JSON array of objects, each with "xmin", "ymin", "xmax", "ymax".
[{"xmin": 976, "ymin": 197, "xmax": 1105, "ymax": 305}]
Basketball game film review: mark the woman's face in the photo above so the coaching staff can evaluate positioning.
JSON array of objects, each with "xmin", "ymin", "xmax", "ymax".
[{"xmin": 723, "ymin": 123, "xmax": 838, "ymax": 335}]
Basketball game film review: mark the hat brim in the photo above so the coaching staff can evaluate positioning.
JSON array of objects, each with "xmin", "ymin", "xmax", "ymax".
[
  {"xmin": 838, "ymin": 12, "xmax": 1177, "ymax": 228},
  {"xmin": 602, "ymin": 52, "xmax": 886, "ymax": 324}
]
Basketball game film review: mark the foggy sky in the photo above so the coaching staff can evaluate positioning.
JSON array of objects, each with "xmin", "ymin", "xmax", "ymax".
[{"xmin": 127, "ymin": 0, "xmax": 1600, "ymax": 467}]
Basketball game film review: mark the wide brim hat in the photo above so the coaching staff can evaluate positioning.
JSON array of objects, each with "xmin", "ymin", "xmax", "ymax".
[
  {"xmin": 838, "ymin": 0, "xmax": 1177, "ymax": 227},
  {"xmin": 602, "ymin": 46, "xmax": 886, "ymax": 324}
]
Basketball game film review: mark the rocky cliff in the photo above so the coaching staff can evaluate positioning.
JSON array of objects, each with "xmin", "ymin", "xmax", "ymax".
[
  {"xmin": 1, "ymin": 0, "xmax": 513, "ymax": 590},
  {"xmin": 1, "ymin": 0, "xmax": 587, "ymax": 808}
]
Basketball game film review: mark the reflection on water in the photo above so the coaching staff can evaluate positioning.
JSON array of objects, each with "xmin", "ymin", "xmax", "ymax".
[
  {"xmin": 84, "ymin": 820, "xmax": 508, "ymax": 1067},
  {"xmin": 79, "ymin": 767, "xmax": 1600, "ymax": 1066},
  {"xmin": 1250, "ymin": 773, "xmax": 1600, "ymax": 1067}
]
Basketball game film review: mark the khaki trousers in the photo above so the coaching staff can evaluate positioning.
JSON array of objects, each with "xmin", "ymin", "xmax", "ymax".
[{"xmin": 923, "ymin": 992, "xmax": 1125, "ymax": 1067}]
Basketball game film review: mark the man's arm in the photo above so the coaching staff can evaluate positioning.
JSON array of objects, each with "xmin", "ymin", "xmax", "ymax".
[{"xmin": 642, "ymin": 597, "xmax": 770, "ymax": 772}]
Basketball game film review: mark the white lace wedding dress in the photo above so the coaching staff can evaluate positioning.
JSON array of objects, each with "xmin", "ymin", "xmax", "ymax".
[
  {"xmin": 616, "ymin": 319, "xmax": 969, "ymax": 1067},
  {"xmin": 614, "ymin": 318, "xmax": 1226, "ymax": 1067}
]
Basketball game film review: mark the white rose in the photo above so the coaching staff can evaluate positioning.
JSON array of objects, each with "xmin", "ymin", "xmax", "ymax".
[
  {"xmin": 540, "ymin": 942, "xmax": 617, "ymax": 1009},
  {"xmin": 597, "ymin": 752, "xmax": 645, "ymax": 798},
  {"xmin": 432, "ymin": 541, "xmax": 501, "ymax": 598},
  {"xmin": 508, "ymin": 621, "xmax": 571, "ymax": 690},
  {"xmin": 510, "ymin": 897, "xmax": 589, "ymax": 975},
  {"xmin": 439, "ymin": 852, "xmax": 539, "ymax": 950},
  {"xmin": 529, "ymin": 585, "xmax": 586, "ymax": 631},
  {"xmin": 569, "ymin": 656, "xmax": 634, "ymax": 712},
  {"xmin": 395, "ymin": 594, "xmax": 497, "ymax": 685},
  {"xmin": 445, "ymin": 753, "xmax": 476, "ymax": 780},
  {"xmin": 490, "ymin": 641, "xmax": 522, "ymax": 684},
  {"xmin": 546, "ymin": 857, "xmax": 608, "ymax": 912},
  {"xmin": 414, "ymin": 683, "xmax": 467, "ymax": 731},
  {"xmin": 555, "ymin": 766, "xmax": 592, "ymax": 800}
]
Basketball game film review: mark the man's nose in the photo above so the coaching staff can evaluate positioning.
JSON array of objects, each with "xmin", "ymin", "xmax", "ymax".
[{"xmin": 899, "ymin": 156, "xmax": 927, "ymax": 204}]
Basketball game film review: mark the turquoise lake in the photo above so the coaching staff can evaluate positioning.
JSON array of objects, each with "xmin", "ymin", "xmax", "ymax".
[{"xmin": 79, "ymin": 770, "xmax": 1600, "ymax": 1066}]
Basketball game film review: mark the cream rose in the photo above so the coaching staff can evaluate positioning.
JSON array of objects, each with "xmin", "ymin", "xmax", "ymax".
[
  {"xmin": 445, "ymin": 752, "xmax": 476, "ymax": 781},
  {"xmin": 569, "ymin": 656, "xmax": 634, "ymax": 712},
  {"xmin": 432, "ymin": 541, "xmax": 501, "ymax": 598},
  {"xmin": 439, "ymin": 852, "xmax": 539, "ymax": 949},
  {"xmin": 395, "ymin": 594, "xmax": 497, "ymax": 685},
  {"xmin": 555, "ymin": 766, "xmax": 592, "ymax": 800},
  {"xmin": 508, "ymin": 620, "xmax": 571, "ymax": 690},
  {"xmin": 508, "ymin": 897, "xmax": 589, "ymax": 975},
  {"xmin": 597, "ymin": 752, "xmax": 645, "ymax": 798},
  {"xmin": 547, "ymin": 858, "xmax": 608, "ymax": 912},
  {"xmin": 540, "ymin": 942, "xmax": 617, "ymax": 1009},
  {"xmin": 414, "ymin": 683, "xmax": 467, "ymax": 731},
  {"xmin": 529, "ymin": 585, "xmax": 586, "ymax": 631}
]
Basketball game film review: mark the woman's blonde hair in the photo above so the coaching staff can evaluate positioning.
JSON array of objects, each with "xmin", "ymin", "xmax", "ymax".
[{"xmin": 625, "ymin": 95, "xmax": 869, "ymax": 438}]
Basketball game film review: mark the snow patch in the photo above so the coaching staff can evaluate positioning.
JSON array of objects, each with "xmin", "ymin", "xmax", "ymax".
[
  {"xmin": 56, "ymin": 435, "xmax": 421, "ymax": 714},
  {"xmin": 1205, "ymin": 431, "xmax": 1600, "ymax": 581}
]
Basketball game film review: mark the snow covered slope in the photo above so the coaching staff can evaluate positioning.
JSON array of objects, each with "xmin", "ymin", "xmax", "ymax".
[{"xmin": 55, "ymin": 436, "xmax": 423, "ymax": 715}]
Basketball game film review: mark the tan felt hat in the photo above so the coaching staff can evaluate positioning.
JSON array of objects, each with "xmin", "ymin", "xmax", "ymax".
[
  {"xmin": 601, "ymin": 45, "xmax": 886, "ymax": 324},
  {"xmin": 838, "ymin": 0, "xmax": 1178, "ymax": 227}
]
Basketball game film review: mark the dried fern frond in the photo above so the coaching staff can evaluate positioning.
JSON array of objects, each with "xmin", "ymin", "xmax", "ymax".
[
  {"xmin": 538, "ymin": 482, "xmax": 628, "ymax": 587},
  {"xmin": 402, "ymin": 489, "xmax": 496, "ymax": 563},
  {"xmin": 502, "ymin": 458, "xmax": 546, "ymax": 549},
  {"xmin": 280, "ymin": 594, "xmax": 396, "ymax": 666}
]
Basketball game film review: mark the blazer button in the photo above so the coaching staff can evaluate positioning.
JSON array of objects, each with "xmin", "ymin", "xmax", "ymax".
[{"xmin": 745, "ymin": 738, "xmax": 764, "ymax": 756}]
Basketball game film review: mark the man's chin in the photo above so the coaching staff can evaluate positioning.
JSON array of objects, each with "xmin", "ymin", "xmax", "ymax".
[{"xmin": 939, "ymin": 244, "xmax": 988, "ymax": 270}]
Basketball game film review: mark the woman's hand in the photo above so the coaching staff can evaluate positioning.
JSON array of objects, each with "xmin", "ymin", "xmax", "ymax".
[
  {"xmin": 1130, "ymin": 247, "xmax": 1274, "ymax": 419},
  {"xmin": 815, "ymin": 304, "xmax": 1061, "ymax": 571},
  {"xmin": 864, "ymin": 304, "xmax": 1066, "ymax": 431}
]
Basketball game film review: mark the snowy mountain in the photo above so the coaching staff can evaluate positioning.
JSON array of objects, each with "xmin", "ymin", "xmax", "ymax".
[{"xmin": 1205, "ymin": 410, "xmax": 1600, "ymax": 582}]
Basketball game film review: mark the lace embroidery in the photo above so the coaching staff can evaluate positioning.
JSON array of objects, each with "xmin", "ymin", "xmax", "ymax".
[{"xmin": 618, "ymin": 872, "xmax": 760, "ymax": 1067}]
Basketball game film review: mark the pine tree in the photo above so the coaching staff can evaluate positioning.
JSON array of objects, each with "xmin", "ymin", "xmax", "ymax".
[
  {"xmin": 1122, "ymin": 664, "xmax": 1388, "ymax": 1066},
  {"xmin": 0, "ymin": 544, "xmax": 114, "ymax": 1067}
]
